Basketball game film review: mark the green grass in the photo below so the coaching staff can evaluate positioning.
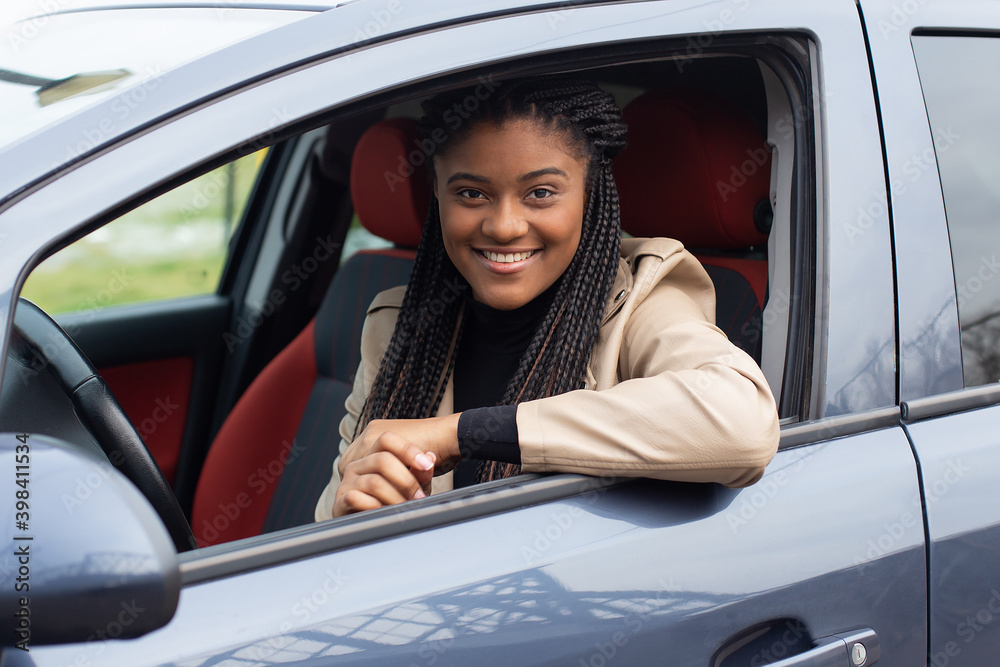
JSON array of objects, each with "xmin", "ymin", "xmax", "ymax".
[
  {"xmin": 23, "ymin": 252, "xmax": 228, "ymax": 314},
  {"xmin": 21, "ymin": 151, "xmax": 265, "ymax": 314}
]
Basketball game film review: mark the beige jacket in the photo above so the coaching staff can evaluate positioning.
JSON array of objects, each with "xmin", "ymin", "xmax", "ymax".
[{"xmin": 315, "ymin": 237, "xmax": 779, "ymax": 521}]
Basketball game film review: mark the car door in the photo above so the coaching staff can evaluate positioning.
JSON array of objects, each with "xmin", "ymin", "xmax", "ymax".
[
  {"xmin": 0, "ymin": 0, "xmax": 926, "ymax": 664},
  {"xmin": 0, "ymin": 3, "xmax": 320, "ymax": 514},
  {"xmin": 861, "ymin": 1, "xmax": 1000, "ymax": 664}
]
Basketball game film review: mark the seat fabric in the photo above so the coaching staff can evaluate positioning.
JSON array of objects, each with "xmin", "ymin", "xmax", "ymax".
[
  {"xmin": 192, "ymin": 118, "xmax": 427, "ymax": 545},
  {"xmin": 614, "ymin": 88, "xmax": 772, "ymax": 361}
]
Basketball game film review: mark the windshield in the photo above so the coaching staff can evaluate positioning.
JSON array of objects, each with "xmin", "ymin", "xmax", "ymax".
[{"xmin": 0, "ymin": 7, "xmax": 309, "ymax": 149}]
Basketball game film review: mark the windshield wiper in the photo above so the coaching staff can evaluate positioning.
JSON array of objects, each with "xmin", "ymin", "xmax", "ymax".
[{"xmin": 0, "ymin": 67, "xmax": 131, "ymax": 106}]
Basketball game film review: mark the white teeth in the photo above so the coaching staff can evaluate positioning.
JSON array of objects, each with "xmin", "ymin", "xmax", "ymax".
[{"xmin": 483, "ymin": 250, "xmax": 534, "ymax": 263}]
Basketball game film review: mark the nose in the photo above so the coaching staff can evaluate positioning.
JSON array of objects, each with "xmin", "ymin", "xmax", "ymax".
[{"xmin": 481, "ymin": 197, "xmax": 529, "ymax": 243}]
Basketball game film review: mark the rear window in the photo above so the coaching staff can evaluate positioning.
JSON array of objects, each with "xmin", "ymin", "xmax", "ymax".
[{"xmin": 913, "ymin": 35, "xmax": 1000, "ymax": 388}]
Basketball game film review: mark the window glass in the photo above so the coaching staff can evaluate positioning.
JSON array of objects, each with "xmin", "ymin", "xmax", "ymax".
[
  {"xmin": 341, "ymin": 215, "xmax": 393, "ymax": 263},
  {"xmin": 22, "ymin": 149, "xmax": 267, "ymax": 314},
  {"xmin": 913, "ymin": 35, "xmax": 1000, "ymax": 387}
]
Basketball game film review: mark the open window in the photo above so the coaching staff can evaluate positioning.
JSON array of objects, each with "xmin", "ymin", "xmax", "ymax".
[{"xmin": 4, "ymin": 31, "xmax": 816, "ymax": 553}]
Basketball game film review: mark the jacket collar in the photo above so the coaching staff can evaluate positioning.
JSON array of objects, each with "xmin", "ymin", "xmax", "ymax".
[{"xmin": 601, "ymin": 256, "xmax": 632, "ymax": 326}]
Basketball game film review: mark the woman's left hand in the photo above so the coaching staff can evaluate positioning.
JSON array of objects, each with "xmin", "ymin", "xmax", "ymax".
[{"xmin": 337, "ymin": 413, "xmax": 463, "ymax": 480}]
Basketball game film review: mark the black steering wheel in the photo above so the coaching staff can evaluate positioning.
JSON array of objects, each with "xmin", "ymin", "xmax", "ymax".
[{"xmin": 1, "ymin": 299, "xmax": 196, "ymax": 552}]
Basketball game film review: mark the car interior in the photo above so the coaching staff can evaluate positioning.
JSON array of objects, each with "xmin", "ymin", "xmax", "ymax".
[{"xmin": 1, "ymin": 39, "xmax": 813, "ymax": 552}]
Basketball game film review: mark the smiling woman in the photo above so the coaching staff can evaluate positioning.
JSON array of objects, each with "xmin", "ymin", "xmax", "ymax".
[
  {"xmin": 314, "ymin": 76, "xmax": 780, "ymax": 520},
  {"xmin": 436, "ymin": 118, "xmax": 587, "ymax": 310}
]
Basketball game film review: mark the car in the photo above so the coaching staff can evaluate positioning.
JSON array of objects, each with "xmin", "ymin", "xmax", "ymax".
[{"xmin": 1, "ymin": 0, "xmax": 999, "ymax": 664}]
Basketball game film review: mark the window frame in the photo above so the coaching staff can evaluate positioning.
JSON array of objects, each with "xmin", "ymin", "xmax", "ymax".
[{"xmin": 1, "ymin": 2, "xmax": 863, "ymax": 571}]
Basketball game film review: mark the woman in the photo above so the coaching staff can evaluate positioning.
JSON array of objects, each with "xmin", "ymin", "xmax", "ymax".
[{"xmin": 315, "ymin": 77, "xmax": 779, "ymax": 520}]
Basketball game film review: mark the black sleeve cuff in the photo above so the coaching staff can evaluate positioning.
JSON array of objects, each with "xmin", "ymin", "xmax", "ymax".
[{"xmin": 457, "ymin": 405, "xmax": 520, "ymax": 464}]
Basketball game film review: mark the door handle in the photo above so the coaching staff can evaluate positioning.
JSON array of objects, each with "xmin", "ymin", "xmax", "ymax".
[{"xmin": 769, "ymin": 628, "xmax": 879, "ymax": 666}]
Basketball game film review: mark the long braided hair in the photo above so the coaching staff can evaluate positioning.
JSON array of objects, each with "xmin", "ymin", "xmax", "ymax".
[{"xmin": 357, "ymin": 77, "xmax": 628, "ymax": 483}]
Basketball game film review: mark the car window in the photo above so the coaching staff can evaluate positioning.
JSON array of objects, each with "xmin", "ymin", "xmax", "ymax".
[
  {"xmin": 21, "ymin": 149, "xmax": 266, "ymax": 313},
  {"xmin": 341, "ymin": 214, "xmax": 393, "ymax": 262},
  {"xmin": 913, "ymin": 35, "xmax": 1000, "ymax": 388}
]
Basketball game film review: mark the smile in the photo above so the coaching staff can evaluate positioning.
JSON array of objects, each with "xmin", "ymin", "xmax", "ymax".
[{"xmin": 480, "ymin": 249, "xmax": 535, "ymax": 263}]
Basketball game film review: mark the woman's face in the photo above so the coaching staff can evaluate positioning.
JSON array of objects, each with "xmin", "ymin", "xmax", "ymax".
[{"xmin": 434, "ymin": 117, "xmax": 589, "ymax": 310}]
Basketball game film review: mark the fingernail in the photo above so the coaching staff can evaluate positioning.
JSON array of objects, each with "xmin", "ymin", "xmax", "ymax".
[
  {"xmin": 414, "ymin": 489, "xmax": 426, "ymax": 499},
  {"xmin": 414, "ymin": 453, "xmax": 433, "ymax": 470}
]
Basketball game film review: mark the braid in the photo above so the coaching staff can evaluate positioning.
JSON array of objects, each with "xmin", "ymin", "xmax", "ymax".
[
  {"xmin": 357, "ymin": 199, "xmax": 469, "ymax": 431},
  {"xmin": 358, "ymin": 77, "xmax": 628, "ymax": 484}
]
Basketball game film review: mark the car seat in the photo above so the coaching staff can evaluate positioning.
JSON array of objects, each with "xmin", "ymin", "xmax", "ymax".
[
  {"xmin": 614, "ymin": 88, "xmax": 772, "ymax": 361},
  {"xmin": 191, "ymin": 118, "xmax": 428, "ymax": 546}
]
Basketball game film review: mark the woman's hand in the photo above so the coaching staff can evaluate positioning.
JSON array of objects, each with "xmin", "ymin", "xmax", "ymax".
[{"xmin": 332, "ymin": 414, "xmax": 462, "ymax": 517}]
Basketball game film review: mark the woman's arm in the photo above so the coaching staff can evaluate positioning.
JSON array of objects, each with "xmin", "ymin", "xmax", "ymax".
[
  {"xmin": 314, "ymin": 291, "xmax": 460, "ymax": 521},
  {"xmin": 516, "ymin": 276, "xmax": 780, "ymax": 487}
]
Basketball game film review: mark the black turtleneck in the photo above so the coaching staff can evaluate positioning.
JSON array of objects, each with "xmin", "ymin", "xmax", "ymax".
[{"xmin": 452, "ymin": 284, "xmax": 557, "ymax": 487}]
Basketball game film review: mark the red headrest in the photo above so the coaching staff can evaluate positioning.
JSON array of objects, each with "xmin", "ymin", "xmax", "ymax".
[
  {"xmin": 350, "ymin": 118, "xmax": 429, "ymax": 248},
  {"xmin": 614, "ymin": 89, "xmax": 771, "ymax": 249}
]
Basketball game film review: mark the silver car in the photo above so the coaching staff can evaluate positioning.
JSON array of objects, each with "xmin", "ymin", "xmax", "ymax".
[{"xmin": 2, "ymin": 0, "xmax": 999, "ymax": 664}]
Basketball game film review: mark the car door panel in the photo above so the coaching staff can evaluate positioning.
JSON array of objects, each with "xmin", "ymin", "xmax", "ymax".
[
  {"xmin": 54, "ymin": 295, "xmax": 230, "ymax": 507},
  {"xmin": 903, "ymin": 406, "xmax": 1000, "ymax": 666},
  {"xmin": 863, "ymin": 2, "xmax": 1000, "ymax": 665},
  {"xmin": 24, "ymin": 426, "xmax": 925, "ymax": 665},
  {"xmin": 99, "ymin": 357, "xmax": 193, "ymax": 484},
  {"xmin": 0, "ymin": 0, "xmax": 928, "ymax": 662}
]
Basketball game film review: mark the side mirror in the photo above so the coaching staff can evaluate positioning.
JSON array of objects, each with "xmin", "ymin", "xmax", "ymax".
[{"xmin": 0, "ymin": 433, "xmax": 179, "ymax": 649}]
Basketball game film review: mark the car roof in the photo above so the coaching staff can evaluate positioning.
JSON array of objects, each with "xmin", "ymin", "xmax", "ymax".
[
  {"xmin": 0, "ymin": 0, "xmax": 609, "ymax": 210},
  {"xmin": 17, "ymin": 0, "xmax": 341, "ymax": 20}
]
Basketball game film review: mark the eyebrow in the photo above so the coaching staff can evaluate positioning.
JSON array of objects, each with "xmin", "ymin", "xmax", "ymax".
[
  {"xmin": 446, "ymin": 172, "xmax": 489, "ymax": 185},
  {"xmin": 518, "ymin": 167, "xmax": 569, "ymax": 182},
  {"xmin": 445, "ymin": 167, "xmax": 569, "ymax": 185}
]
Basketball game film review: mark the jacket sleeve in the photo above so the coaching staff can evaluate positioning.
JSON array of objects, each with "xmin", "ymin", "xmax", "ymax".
[{"xmin": 515, "ymin": 271, "xmax": 780, "ymax": 488}]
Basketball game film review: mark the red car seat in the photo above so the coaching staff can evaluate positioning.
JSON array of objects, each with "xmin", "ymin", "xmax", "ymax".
[
  {"xmin": 191, "ymin": 118, "xmax": 428, "ymax": 546},
  {"xmin": 614, "ymin": 88, "xmax": 772, "ymax": 361}
]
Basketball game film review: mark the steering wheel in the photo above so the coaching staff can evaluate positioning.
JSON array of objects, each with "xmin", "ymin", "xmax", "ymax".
[{"xmin": 2, "ymin": 299, "xmax": 196, "ymax": 552}]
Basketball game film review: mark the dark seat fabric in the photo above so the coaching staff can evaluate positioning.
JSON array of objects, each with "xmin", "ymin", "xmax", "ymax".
[
  {"xmin": 260, "ymin": 252, "xmax": 415, "ymax": 532},
  {"xmin": 614, "ymin": 88, "xmax": 772, "ymax": 361},
  {"xmin": 192, "ymin": 119, "xmax": 428, "ymax": 545}
]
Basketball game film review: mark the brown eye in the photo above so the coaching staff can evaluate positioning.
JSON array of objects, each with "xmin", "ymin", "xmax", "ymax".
[{"xmin": 527, "ymin": 188, "xmax": 553, "ymax": 199}]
